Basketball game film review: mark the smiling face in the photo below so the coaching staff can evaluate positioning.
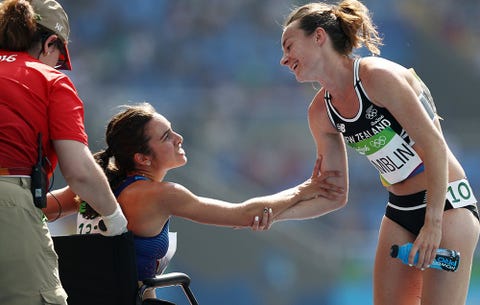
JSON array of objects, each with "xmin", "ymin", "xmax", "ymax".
[
  {"xmin": 144, "ymin": 113, "xmax": 187, "ymax": 172},
  {"xmin": 280, "ymin": 21, "xmax": 323, "ymax": 83}
]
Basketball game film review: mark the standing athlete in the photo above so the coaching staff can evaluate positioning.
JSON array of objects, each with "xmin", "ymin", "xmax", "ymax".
[{"xmin": 274, "ymin": 1, "xmax": 479, "ymax": 304}]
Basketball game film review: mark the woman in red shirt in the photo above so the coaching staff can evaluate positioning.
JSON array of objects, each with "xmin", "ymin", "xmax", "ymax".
[{"xmin": 0, "ymin": 1, "xmax": 127, "ymax": 304}]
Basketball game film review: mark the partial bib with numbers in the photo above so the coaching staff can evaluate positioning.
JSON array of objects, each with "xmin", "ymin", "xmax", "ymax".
[
  {"xmin": 76, "ymin": 214, "xmax": 104, "ymax": 234},
  {"xmin": 446, "ymin": 178, "xmax": 477, "ymax": 208},
  {"xmin": 385, "ymin": 177, "xmax": 478, "ymax": 235}
]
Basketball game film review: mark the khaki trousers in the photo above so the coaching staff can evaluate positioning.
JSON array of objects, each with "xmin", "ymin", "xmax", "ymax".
[{"xmin": 0, "ymin": 177, "xmax": 67, "ymax": 305}]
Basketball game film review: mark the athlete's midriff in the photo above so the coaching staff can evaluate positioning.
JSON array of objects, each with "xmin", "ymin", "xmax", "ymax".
[{"xmin": 386, "ymin": 154, "xmax": 467, "ymax": 196}]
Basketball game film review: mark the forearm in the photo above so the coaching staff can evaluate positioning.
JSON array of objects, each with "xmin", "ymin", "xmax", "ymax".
[
  {"xmin": 64, "ymin": 164, "xmax": 118, "ymax": 217},
  {"xmin": 241, "ymin": 186, "xmax": 302, "ymax": 218},
  {"xmin": 43, "ymin": 186, "xmax": 78, "ymax": 221},
  {"xmin": 54, "ymin": 140, "xmax": 119, "ymax": 217},
  {"xmin": 185, "ymin": 186, "xmax": 301, "ymax": 228},
  {"xmin": 179, "ymin": 170, "xmax": 343, "ymax": 228},
  {"xmin": 423, "ymin": 144, "xmax": 448, "ymax": 228},
  {"xmin": 240, "ymin": 166, "xmax": 347, "ymax": 221},
  {"xmin": 274, "ymin": 194, "xmax": 347, "ymax": 221},
  {"xmin": 191, "ymin": 194, "xmax": 291, "ymax": 228}
]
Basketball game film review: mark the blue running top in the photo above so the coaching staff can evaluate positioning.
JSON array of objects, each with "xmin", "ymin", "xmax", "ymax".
[{"xmin": 115, "ymin": 175, "xmax": 170, "ymax": 280}]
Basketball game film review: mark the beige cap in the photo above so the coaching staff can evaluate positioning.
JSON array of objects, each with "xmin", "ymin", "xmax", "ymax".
[{"xmin": 31, "ymin": 0, "xmax": 71, "ymax": 70}]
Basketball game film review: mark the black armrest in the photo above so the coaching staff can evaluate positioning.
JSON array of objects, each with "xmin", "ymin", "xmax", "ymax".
[
  {"xmin": 138, "ymin": 272, "xmax": 199, "ymax": 305},
  {"xmin": 142, "ymin": 272, "xmax": 191, "ymax": 287}
]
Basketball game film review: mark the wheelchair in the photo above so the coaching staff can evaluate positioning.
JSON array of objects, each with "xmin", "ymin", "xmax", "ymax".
[{"xmin": 52, "ymin": 231, "xmax": 199, "ymax": 305}]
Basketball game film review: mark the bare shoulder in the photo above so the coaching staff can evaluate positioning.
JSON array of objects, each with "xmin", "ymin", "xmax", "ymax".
[
  {"xmin": 146, "ymin": 180, "xmax": 192, "ymax": 199},
  {"xmin": 308, "ymin": 88, "xmax": 325, "ymax": 113},
  {"xmin": 360, "ymin": 57, "xmax": 408, "ymax": 79},
  {"xmin": 308, "ymin": 88, "xmax": 338, "ymax": 134},
  {"xmin": 359, "ymin": 57, "xmax": 415, "ymax": 107},
  {"xmin": 121, "ymin": 180, "xmax": 192, "ymax": 205}
]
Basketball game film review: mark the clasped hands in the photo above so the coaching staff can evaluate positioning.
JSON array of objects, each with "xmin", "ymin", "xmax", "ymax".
[{"xmin": 251, "ymin": 155, "xmax": 344, "ymax": 231}]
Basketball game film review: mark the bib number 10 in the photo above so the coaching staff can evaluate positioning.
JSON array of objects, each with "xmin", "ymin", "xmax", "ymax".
[{"xmin": 446, "ymin": 180, "xmax": 476, "ymax": 208}]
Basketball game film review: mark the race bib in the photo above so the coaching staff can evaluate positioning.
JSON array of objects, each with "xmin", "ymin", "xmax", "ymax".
[
  {"xmin": 446, "ymin": 179, "xmax": 477, "ymax": 208},
  {"xmin": 77, "ymin": 214, "xmax": 104, "ymax": 234},
  {"xmin": 348, "ymin": 127, "xmax": 422, "ymax": 185}
]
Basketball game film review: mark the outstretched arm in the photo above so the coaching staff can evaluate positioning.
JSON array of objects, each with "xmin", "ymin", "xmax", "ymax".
[
  {"xmin": 273, "ymin": 91, "xmax": 349, "ymax": 222},
  {"xmin": 152, "ymin": 164, "xmax": 342, "ymax": 229},
  {"xmin": 239, "ymin": 157, "xmax": 343, "ymax": 219},
  {"xmin": 274, "ymin": 154, "xmax": 347, "ymax": 222}
]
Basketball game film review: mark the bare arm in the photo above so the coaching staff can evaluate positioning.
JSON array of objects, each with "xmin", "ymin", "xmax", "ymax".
[
  {"xmin": 362, "ymin": 58, "xmax": 447, "ymax": 268},
  {"xmin": 274, "ymin": 91, "xmax": 349, "ymax": 221},
  {"xmin": 54, "ymin": 140, "xmax": 118, "ymax": 216},
  {"xmin": 43, "ymin": 186, "xmax": 78, "ymax": 221},
  {"xmin": 142, "ymin": 165, "xmax": 342, "ymax": 229}
]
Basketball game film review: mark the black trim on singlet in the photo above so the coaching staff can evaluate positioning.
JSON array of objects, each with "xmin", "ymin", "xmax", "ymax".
[{"xmin": 324, "ymin": 58, "xmax": 412, "ymax": 146}]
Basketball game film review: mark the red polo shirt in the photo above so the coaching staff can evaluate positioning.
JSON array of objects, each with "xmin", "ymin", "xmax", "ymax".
[{"xmin": 0, "ymin": 51, "xmax": 88, "ymax": 177}]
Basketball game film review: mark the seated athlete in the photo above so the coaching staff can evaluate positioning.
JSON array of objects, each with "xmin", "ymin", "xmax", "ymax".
[{"xmin": 44, "ymin": 102, "xmax": 344, "ymax": 300}]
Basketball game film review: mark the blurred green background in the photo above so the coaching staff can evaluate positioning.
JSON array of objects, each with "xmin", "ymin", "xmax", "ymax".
[{"xmin": 48, "ymin": 0, "xmax": 480, "ymax": 304}]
